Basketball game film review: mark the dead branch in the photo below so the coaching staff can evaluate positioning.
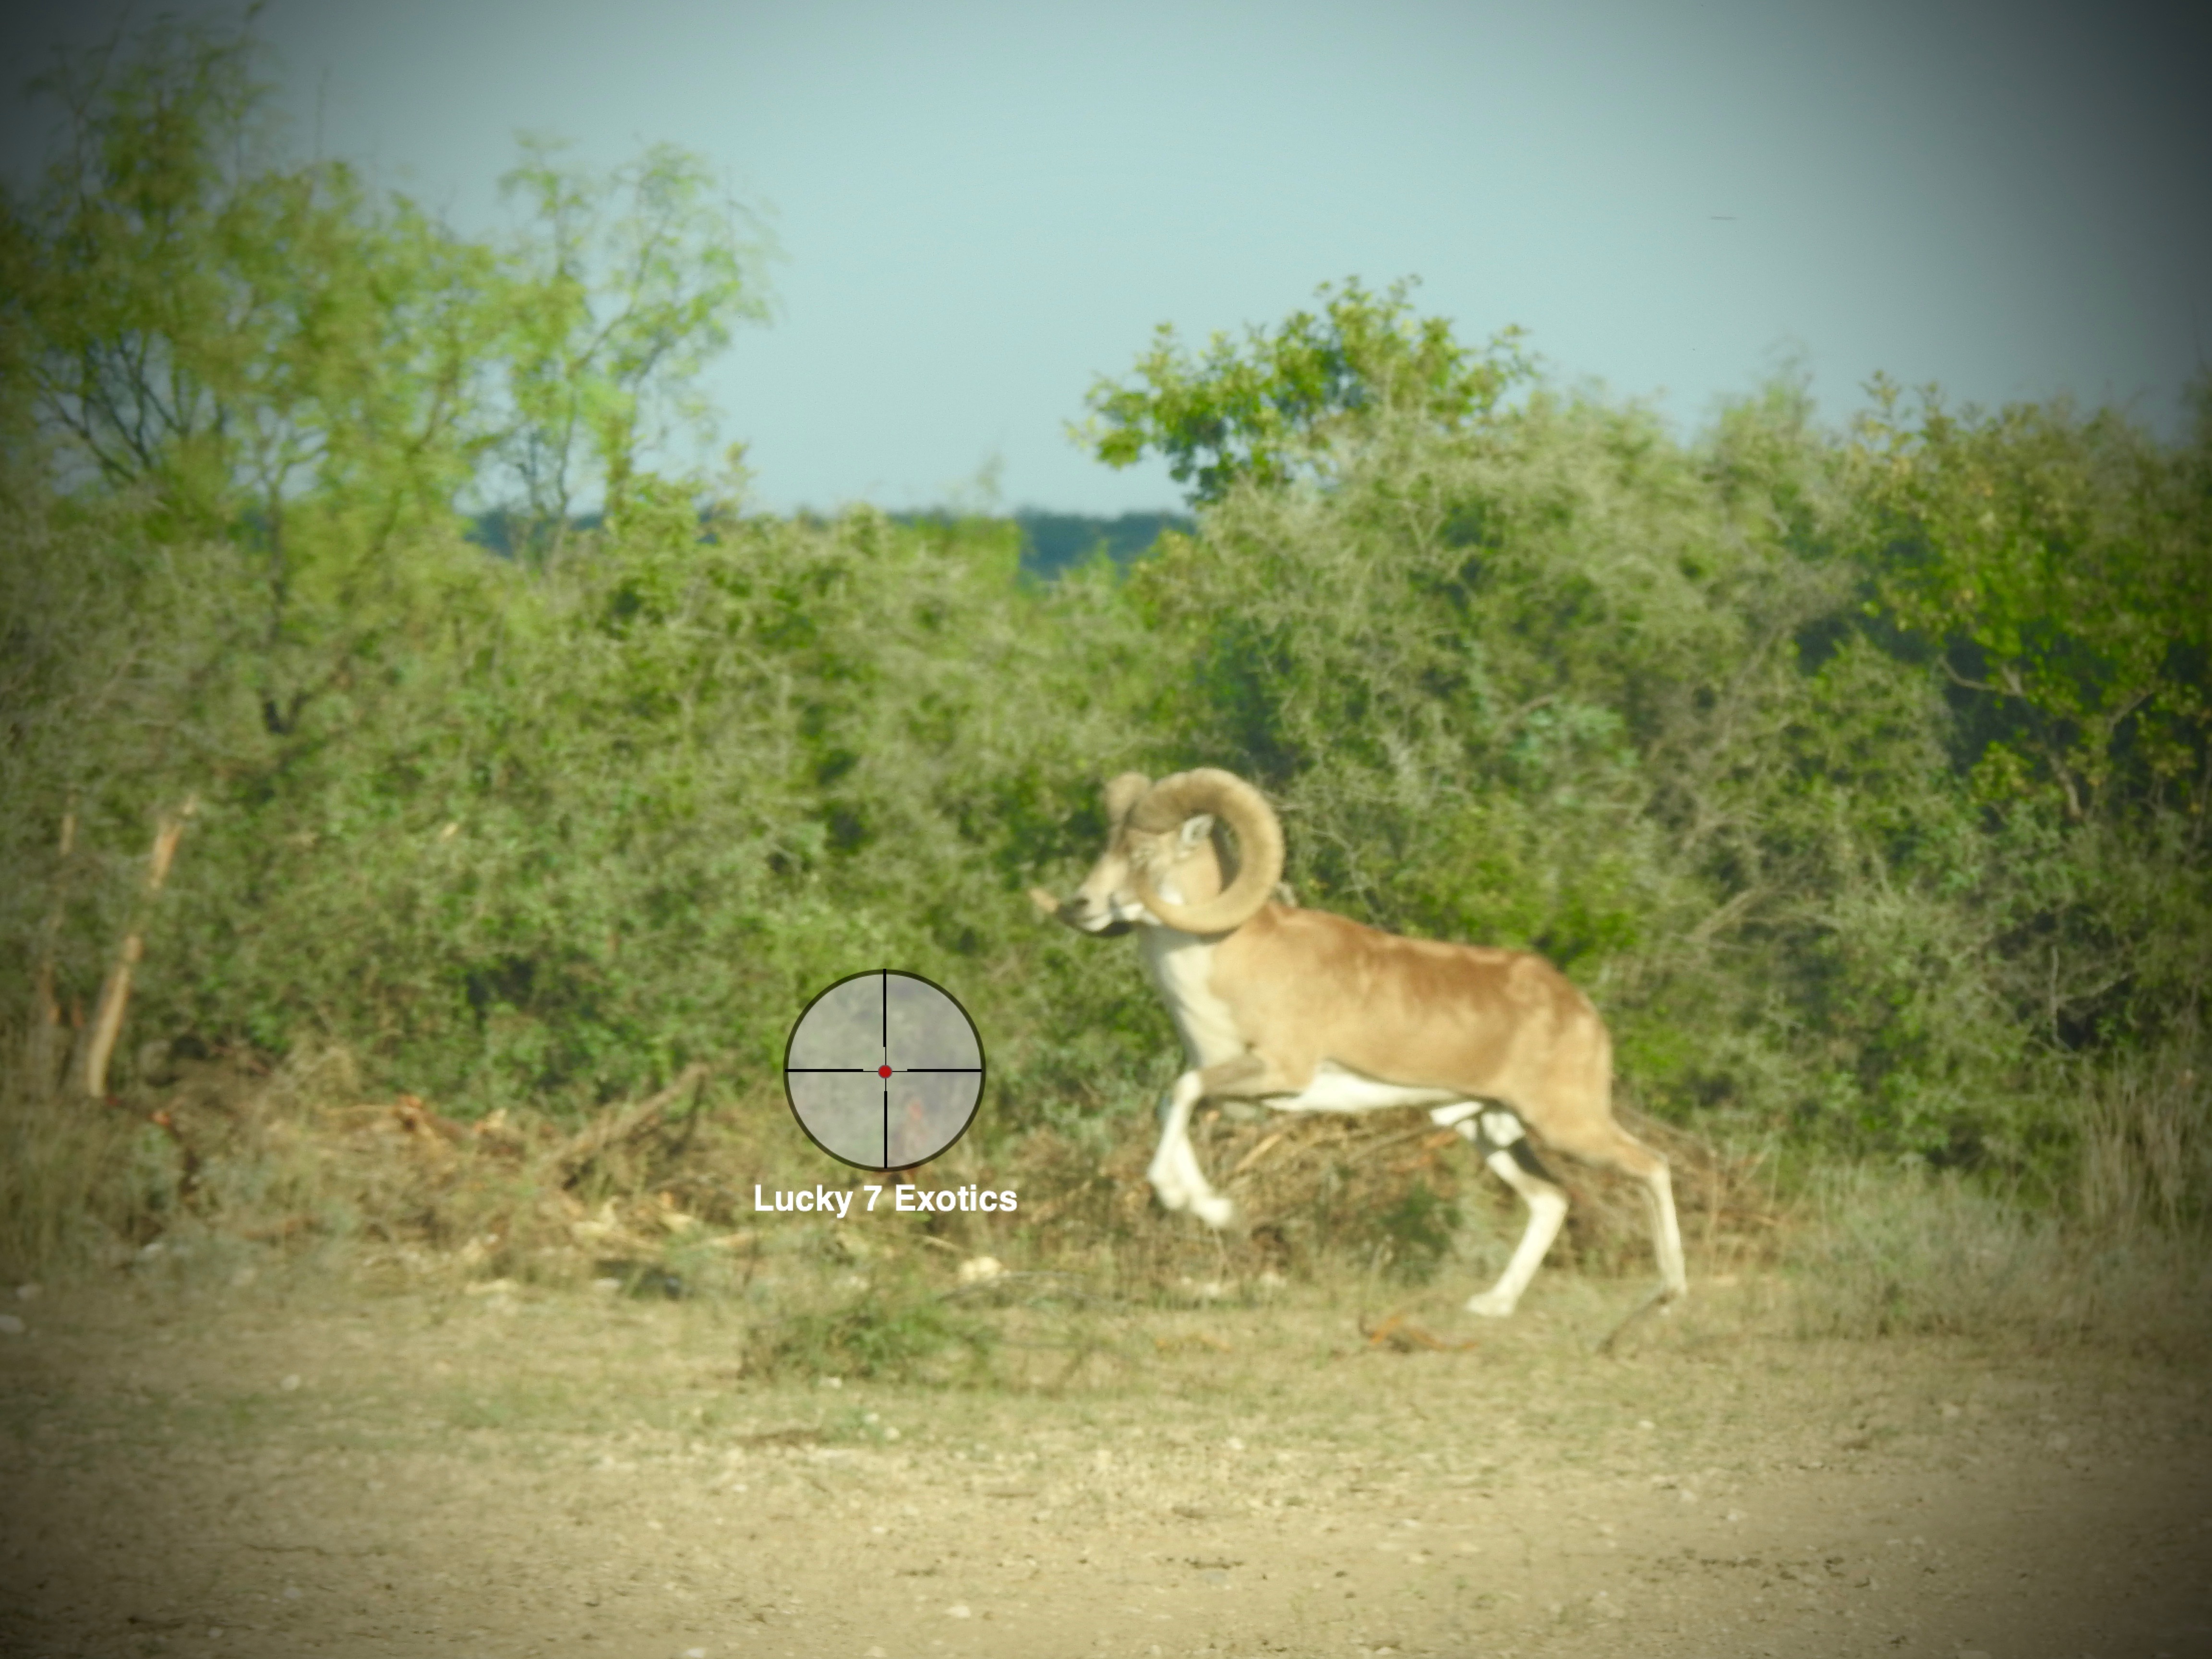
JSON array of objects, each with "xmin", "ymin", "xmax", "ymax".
[
  {"xmin": 391, "ymin": 1093, "xmax": 468, "ymax": 1143},
  {"xmin": 554, "ymin": 1062, "xmax": 711, "ymax": 1181},
  {"xmin": 1358, "ymin": 1311, "xmax": 1476, "ymax": 1353},
  {"xmin": 81, "ymin": 797, "xmax": 197, "ymax": 1099}
]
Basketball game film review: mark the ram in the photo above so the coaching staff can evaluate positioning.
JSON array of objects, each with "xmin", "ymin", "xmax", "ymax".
[{"xmin": 1031, "ymin": 769, "xmax": 1687, "ymax": 1317}]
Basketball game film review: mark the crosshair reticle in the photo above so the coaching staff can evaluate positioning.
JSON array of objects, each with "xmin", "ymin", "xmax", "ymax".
[{"xmin": 782, "ymin": 971, "xmax": 985, "ymax": 1170}]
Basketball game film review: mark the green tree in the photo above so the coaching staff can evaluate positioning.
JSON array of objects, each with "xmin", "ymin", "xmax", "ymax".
[
  {"xmin": 0, "ymin": 13, "xmax": 514, "ymax": 758},
  {"xmin": 490, "ymin": 135, "xmax": 777, "ymax": 561},
  {"xmin": 0, "ymin": 16, "xmax": 778, "ymax": 568},
  {"xmin": 0, "ymin": 15, "xmax": 503, "ymax": 541},
  {"xmin": 1847, "ymin": 376, "xmax": 2212, "ymax": 823},
  {"xmin": 1075, "ymin": 276, "xmax": 1532, "ymax": 505}
]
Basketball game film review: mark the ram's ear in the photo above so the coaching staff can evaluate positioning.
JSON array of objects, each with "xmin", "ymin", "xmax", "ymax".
[{"xmin": 1176, "ymin": 813, "xmax": 1216, "ymax": 852}]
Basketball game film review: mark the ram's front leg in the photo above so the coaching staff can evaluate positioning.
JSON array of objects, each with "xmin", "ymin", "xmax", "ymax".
[{"xmin": 1146, "ymin": 1054, "xmax": 1266, "ymax": 1229}]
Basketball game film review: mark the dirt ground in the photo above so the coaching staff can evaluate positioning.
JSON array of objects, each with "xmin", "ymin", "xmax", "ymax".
[{"xmin": 2, "ymin": 1260, "xmax": 2209, "ymax": 1659}]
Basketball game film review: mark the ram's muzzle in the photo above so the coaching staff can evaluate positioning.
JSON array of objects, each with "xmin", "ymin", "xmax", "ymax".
[{"xmin": 1027, "ymin": 886, "xmax": 1132, "ymax": 936}]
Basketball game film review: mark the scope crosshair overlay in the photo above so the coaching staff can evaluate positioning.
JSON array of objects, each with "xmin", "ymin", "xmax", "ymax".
[{"xmin": 781, "ymin": 970, "xmax": 986, "ymax": 1170}]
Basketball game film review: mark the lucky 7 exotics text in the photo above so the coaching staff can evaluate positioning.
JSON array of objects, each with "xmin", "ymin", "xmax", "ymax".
[{"xmin": 753, "ymin": 1184, "xmax": 1016, "ymax": 1218}]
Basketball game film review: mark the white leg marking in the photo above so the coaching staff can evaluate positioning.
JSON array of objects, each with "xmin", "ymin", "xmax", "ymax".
[
  {"xmin": 1646, "ymin": 1161, "xmax": 1688, "ymax": 1300},
  {"xmin": 1147, "ymin": 1074, "xmax": 1234, "ymax": 1229},
  {"xmin": 1455, "ymin": 1122, "xmax": 1568, "ymax": 1318},
  {"xmin": 1146, "ymin": 1083, "xmax": 1195, "ymax": 1211},
  {"xmin": 1477, "ymin": 1106, "xmax": 1524, "ymax": 1146}
]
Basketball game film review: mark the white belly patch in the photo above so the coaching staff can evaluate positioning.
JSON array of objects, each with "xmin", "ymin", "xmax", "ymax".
[{"xmin": 1268, "ymin": 1062, "xmax": 1463, "ymax": 1114}]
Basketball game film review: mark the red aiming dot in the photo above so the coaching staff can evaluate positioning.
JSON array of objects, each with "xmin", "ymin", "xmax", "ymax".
[{"xmin": 878, "ymin": 1065, "xmax": 893, "ymax": 1078}]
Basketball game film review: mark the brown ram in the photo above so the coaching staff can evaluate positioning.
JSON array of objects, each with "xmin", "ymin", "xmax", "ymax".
[{"xmin": 1032, "ymin": 768, "xmax": 1686, "ymax": 1317}]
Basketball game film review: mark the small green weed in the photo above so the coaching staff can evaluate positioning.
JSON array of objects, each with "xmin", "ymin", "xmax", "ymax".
[
  {"xmin": 749, "ymin": 1285, "xmax": 997, "ymax": 1384},
  {"xmin": 1356, "ymin": 1181, "xmax": 1460, "ymax": 1284}
]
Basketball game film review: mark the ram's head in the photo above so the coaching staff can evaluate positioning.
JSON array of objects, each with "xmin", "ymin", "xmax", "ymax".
[{"xmin": 1029, "ymin": 769, "xmax": 1283, "ymax": 936}]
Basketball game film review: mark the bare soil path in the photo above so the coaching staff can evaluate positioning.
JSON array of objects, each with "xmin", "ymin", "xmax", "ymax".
[{"xmin": 3, "ymin": 1269, "xmax": 2208, "ymax": 1658}]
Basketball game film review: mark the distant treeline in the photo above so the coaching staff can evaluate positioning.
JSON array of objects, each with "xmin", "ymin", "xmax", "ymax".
[
  {"xmin": 471, "ymin": 509, "xmax": 1195, "ymax": 581},
  {"xmin": 896, "ymin": 511, "xmax": 1194, "ymax": 582}
]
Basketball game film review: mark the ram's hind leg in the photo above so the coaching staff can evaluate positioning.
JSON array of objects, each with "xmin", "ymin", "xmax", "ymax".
[
  {"xmin": 1445, "ymin": 1106, "xmax": 1569, "ymax": 1317},
  {"xmin": 1543, "ymin": 1118, "xmax": 1689, "ymax": 1305}
]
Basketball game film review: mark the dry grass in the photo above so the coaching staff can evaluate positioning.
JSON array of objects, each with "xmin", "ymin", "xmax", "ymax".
[
  {"xmin": 2077, "ymin": 1042, "xmax": 2210, "ymax": 1234},
  {"xmin": 1783, "ymin": 1159, "xmax": 2212, "ymax": 1358},
  {"xmin": 0, "ymin": 1039, "xmax": 773, "ymax": 1292},
  {"xmin": 0, "ymin": 1062, "xmax": 144, "ymax": 1271},
  {"xmin": 1776, "ymin": 1037, "xmax": 2210, "ymax": 1358},
  {"xmin": 3, "ymin": 1033, "xmax": 2208, "ymax": 1372}
]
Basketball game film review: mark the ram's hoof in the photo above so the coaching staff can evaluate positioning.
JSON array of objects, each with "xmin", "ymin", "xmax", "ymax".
[{"xmin": 1191, "ymin": 1195, "xmax": 1236, "ymax": 1229}]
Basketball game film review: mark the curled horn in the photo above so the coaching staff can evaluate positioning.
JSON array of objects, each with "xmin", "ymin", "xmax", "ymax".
[{"xmin": 1129, "ymin": 769, "xmax": 1284, "ymax": 934}]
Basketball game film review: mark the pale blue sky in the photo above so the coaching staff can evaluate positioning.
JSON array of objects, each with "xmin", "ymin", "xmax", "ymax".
[{"xmin": 5, "ymin": 0, "xmax": 2205, "ymax": 515}]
